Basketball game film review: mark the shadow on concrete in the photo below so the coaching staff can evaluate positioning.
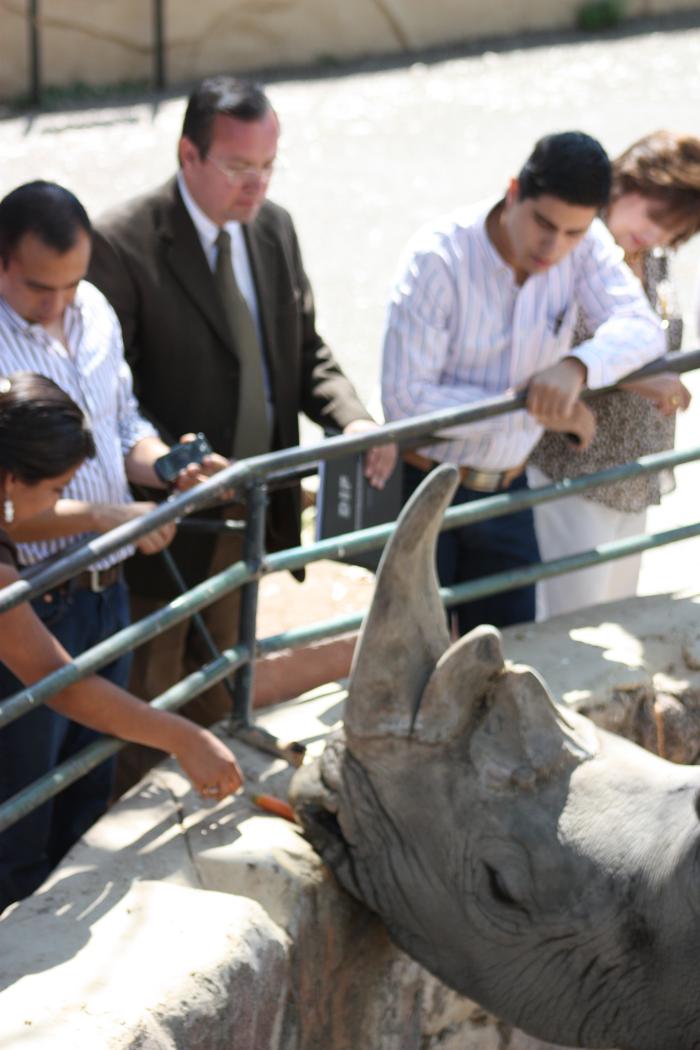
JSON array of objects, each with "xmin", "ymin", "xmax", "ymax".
[{"xmin": 0, "ymin": 772, "xmax": 268, "ymax": 991}]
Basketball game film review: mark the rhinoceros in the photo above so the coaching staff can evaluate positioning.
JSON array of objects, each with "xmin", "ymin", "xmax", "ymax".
[{"xmin": 290, "ymin": 465, "xmax": 700, "ymax": 1050}]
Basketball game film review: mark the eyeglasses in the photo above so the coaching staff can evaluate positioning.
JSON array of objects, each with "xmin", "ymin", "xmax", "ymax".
[{"xmin": 206, "ymin": 155, "xmax": 275, "ymax": 184}]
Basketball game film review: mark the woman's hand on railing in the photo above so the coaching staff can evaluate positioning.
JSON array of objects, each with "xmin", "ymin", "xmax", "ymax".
[{"xmin": 620, "ymin": 372, "xmax": 692, "ymax": 416}]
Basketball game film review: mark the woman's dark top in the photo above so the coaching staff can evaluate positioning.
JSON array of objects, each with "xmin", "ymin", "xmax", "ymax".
[{"xmin": 530, "ymin": 251, "xmax": 681, "ymax": 513}]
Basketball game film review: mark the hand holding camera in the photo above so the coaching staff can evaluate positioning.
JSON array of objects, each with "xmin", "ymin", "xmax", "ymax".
[{"xmin": 153, "ymin": 433, "xmax": 230, "ymax": 492}]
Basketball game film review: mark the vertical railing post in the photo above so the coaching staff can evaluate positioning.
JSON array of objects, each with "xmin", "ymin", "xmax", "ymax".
[
  {"xmin": 28, "ymin": 0, "xmax": 41, "ymax": 107},
  {"xmin": 230, "ymin": 480, "xmax": 267, "ymax": 732},
  {"xmin": 152, "ymin": 0, "xmax": 166, "ymax": 90}
]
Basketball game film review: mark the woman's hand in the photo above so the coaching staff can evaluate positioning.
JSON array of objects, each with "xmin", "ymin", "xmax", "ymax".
[
  {"xmin": 620, "ymin": 373, "xmax": 691, "ymax": 416},
  {"xmin": 174, "ymin": 725, "xmax": 244, "ymax": 802}
]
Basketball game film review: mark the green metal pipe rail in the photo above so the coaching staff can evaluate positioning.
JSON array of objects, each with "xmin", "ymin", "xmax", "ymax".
[{"xmin": 0, "ymin": 349, "xmax": 699, "ymax": 832}]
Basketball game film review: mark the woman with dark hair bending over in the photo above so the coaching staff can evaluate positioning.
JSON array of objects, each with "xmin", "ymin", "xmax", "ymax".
[
  {"xmin": 529, "ymin": 130, "xmax": 700, "ymax": 619},
  {"xmin": 0, "ymin": 372, "xmax": 242, "ymax": 910}
]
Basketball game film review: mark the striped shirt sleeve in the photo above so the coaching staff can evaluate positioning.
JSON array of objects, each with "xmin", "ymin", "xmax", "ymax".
[
  {"xmin": 113, "ymin": 337, "xmax": 159, "ymax": 456},
  {"xmin": 382, "ymin": 234, "xmax": 503, "ymax": 444}
]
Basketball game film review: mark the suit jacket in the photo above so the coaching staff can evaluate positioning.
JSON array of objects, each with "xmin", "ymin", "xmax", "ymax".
[{"xmin": 89, "ymin": 177, "xmax": 370, "ymax": 599}]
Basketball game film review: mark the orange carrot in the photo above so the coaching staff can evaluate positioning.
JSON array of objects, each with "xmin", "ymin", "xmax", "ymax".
[{"xmin": 250, "ymin": 793, "xmax": 297, "ymax": 823}]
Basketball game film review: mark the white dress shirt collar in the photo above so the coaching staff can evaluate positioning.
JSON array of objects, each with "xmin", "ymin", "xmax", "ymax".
[
  {"xmin": 471, "ymin": 198, "xmax": 518, "ymax": 278},
  {"xmin": 0, "ymin": 287, "xmax": 82, "ymax": 336},
  {"xmin": 177, "ymin": 170, "xmax": 244, "ymax": 270}
]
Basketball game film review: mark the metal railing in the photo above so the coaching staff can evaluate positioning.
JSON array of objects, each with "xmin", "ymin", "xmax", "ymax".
[
  {"xmin": 1, "ymin": 348, "xmax": 699, "ymax": 832},
  {"xmin": 24, "ymin": 1, "xmax": 167, "ymax": 106}
]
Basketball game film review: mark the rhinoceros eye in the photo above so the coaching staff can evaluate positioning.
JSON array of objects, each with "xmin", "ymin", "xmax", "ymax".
[{"xmin": 484, "ymin": 862, "xmax": 519, "ymax": 908}]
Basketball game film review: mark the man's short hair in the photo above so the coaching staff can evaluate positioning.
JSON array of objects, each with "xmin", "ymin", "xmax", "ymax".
[
  {"xmin": 0, "ymin": 180, "xmax": 91, "ymax": 265},
  {"xmin": 181, "ymin": 75, "xmax": 273, "ymax": 159},
  {"xmin": 517, "ymin": 132, "xmax": 612, "ymax": 209}
]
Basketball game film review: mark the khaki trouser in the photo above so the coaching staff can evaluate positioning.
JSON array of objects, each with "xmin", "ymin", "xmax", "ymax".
[{"xmin": 113, "ymin": 531, "xmax": 243, "ymax": 798}]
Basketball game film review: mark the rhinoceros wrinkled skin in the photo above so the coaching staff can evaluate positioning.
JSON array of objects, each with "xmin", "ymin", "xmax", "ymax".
[{"xmin": 290, "ymin": 465, "xmax": 700, "ymax": 1050}]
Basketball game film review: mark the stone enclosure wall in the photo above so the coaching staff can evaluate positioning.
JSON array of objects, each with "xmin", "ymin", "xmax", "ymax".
[{"xmin": 1, "ymin": 0, "xmax": 699, "ymax": 102}]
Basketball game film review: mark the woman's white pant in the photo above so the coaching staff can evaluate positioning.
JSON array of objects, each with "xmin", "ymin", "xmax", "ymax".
[{"xmin": 528, "ymin": 465, "xmax": 646, "ymax": 621}]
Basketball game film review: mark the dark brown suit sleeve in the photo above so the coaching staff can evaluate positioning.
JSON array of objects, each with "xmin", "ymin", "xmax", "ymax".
[
  {"xmin": 90, "ymin": 231, "xmax": 142, "ymax": 388},
  {"xmin": 89, "ymin": 223, "xmax": 177, "ymax": 444}
]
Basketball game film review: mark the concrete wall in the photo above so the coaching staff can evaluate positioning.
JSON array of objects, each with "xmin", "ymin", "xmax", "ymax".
[
  {"xmin": 1, "ymin": 0, "xmax": 699, "ymax": 102},
  {"xmin": 1, "ymin": 1, "xmax": 28, "ymax": 103}
]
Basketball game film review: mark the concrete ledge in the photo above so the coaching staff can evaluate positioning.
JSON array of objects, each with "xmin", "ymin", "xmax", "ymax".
[
  {"xmin": 504, "ymin": 590, "xmax": 700, "ymax": 764},
  {"xmin": 0, "ymin": 880, "xmax": 289, "ymax": 1049},
  {"xmin": 0, "ymin": 770, "xmax": 290, "ymax": 1049}
]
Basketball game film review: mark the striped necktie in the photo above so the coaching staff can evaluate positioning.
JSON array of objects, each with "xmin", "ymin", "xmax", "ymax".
[{"xmin": 214, "ymin": 228, "xmax": 270, "ymax": 458}]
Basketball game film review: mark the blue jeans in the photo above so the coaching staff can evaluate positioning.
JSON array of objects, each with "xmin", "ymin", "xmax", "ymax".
[
  {"xmin": 403, "ymin": 464, "xmax": 540, "ymax": 637},
  {"xmin": 0, "ymin": 580, "xmax": 131, "ymax": 912}
]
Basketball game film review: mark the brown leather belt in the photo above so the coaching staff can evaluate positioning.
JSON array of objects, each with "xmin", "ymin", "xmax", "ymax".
[
  {"xmin": 71, "ymin": 565, "xmax": 123, "ymax": 593},
  {"xmin": 402, "ymin": 450, "xmax": 525, "ymax": 493}
]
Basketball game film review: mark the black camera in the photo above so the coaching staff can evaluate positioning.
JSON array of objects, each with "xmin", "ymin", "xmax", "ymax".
[{"xmin": 153, "ymin": 433, "xmax": 213, "ymax": 484}]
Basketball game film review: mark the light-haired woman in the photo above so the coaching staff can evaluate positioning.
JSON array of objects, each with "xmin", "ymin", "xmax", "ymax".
[{"xmin": 530, "ymin": 130, "xmax": 700, "ymax": 619}]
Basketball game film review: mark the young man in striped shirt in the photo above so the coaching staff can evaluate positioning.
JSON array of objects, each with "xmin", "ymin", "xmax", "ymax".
[
  {"xmin": 0, "ymin": 181, "xmax": 222, "ymax": 907},
  {"xmin": 382, "ymin": 131, "xmax": 665, "ymax": 636}
]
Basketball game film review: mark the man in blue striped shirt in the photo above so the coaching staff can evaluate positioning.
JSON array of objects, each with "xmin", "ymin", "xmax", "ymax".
[
  {"xmin": 0, "ymin": 181, "xmax": 221, "ymax": 908},
  {"xmin": 382, "ymin": 131, "xmax": 665, "ymax": 636}
]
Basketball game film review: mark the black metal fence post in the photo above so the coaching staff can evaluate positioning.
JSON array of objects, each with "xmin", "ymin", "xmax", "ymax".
[
  {"xmin": 230, "ymin": 480, "xmax": 267, "ymax": 730},
  {"xmin": 229, "ymin": 480, "xmax": 306, "ymax": 766},
  {"xmin": 28, "ymin": 0, "xmax": 41, "ymax": 107},
  {"xmin": 159, "ymin": 546, "xmax": 239, "ymax": 703},
  {"xmin": 153, "ymin": 0, "xmax": 166, "ymax": 90}
]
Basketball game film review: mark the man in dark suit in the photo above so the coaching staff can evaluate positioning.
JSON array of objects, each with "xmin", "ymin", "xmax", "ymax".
[{"xmin": 89, "ymin": 76, "xmax": 394, "ymax": 778}]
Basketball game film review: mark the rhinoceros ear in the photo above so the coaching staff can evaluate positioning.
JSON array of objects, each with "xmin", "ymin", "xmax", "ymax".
[
  {"xmin": 468, "ymin": 663, "xmax": 599, "ymax": 786},
  {"xmin": 414, "ymin": 618, "xmax": 598, "ymax": 760},
  {"xmin": 344, "ymin": 465, "xmax": 457, "ymax": 740}
]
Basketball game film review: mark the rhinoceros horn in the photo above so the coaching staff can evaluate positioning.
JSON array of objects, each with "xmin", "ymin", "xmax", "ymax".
[
  {"xmin": 344, "ymin": 464, "xmax": 456, "ymax": 740},
  {"xmin": 345, "ymin": 464, "xmax": 596, "ymax": 768}
]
